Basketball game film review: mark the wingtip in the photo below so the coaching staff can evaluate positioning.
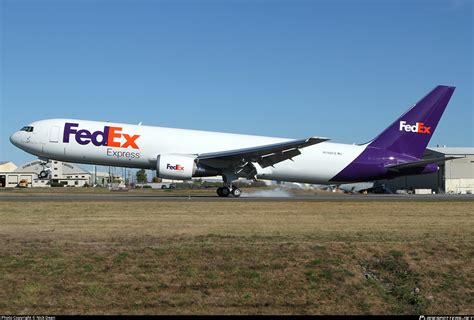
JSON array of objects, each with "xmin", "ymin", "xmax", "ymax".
[{"xmin": 308, "ymin": 137, "xmax": 330, "ymax": 143}]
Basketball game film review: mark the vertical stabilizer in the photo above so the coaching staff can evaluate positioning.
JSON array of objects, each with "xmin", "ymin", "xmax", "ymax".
[{"xmin": 368, "ymin": 85, "xmax": 455, "ymax": 159}]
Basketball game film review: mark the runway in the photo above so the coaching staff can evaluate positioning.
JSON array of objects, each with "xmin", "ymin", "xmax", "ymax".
[{"xmin": 0, "ymin": 192, "xmax": 473, "ymax": 202}]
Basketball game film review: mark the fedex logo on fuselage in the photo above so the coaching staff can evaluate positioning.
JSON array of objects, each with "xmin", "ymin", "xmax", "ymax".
[
  {"xmin": 63, "ymin": 122, "xmax": 140, "ymax": 149},
  {"xmin": 399, "ymin": 121, "xmax": 431, "ymax": 134}
]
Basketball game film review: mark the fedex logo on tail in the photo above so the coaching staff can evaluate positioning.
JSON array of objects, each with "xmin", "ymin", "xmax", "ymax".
[
  {"xmin": 399, "ymin": 121, "xmax": 431, "ymax": 134},
  {"xmin": 63, "ymin": 122, "xmax": 140, "ymax": 149}
]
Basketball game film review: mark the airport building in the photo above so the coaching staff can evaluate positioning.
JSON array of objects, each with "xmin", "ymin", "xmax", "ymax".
[
  {"xmin": 92, "ymin": 171, "xmax": 124, "ymax": 187},
  {"xmin": 378, "ymin": 147, "xmax": 474, "ymax": 194},
  {"xmin": 0, "ymin": 160, "xmax": 91, "ymax": 188}
]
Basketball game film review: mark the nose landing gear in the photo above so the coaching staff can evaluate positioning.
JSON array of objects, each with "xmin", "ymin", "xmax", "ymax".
[
  {"xmin": 38, "ymin": 161, "xmax": 52, "ymax": 179},
  {"xmin": 39, "ymin": 170, "xmax": 49, "ymax": 179}
]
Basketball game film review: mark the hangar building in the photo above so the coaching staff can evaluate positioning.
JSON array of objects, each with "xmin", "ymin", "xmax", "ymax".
[
  {"xmin": 0, "ymin": 160, "xmax": 91, "ymax": 188},
  {"xmin": 378, "ymin": 147, "xmax": 474, "ymax": 194}
]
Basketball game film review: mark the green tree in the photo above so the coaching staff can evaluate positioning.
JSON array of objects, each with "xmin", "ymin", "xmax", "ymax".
[{"xmin": 136, "ymin": 169, "xmax": 148, "ymax": 184}]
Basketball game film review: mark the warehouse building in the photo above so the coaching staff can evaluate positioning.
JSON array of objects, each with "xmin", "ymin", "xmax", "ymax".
[
  {"xmin": 378, "ymin": 147, "xmax": 474, "ymax": 194},
  {"xmin": 0, "ymin": 160, "xmax": 91, "ymax": 187}
]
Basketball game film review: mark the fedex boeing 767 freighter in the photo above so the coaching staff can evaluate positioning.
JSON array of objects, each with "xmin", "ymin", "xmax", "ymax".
[{"xmin": 10, "ymin": 85, "xmax": 456, "ymax": 197}]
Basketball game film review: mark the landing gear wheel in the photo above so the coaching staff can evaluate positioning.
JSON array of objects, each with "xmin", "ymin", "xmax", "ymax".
[
  {"xmin": 220, "ymin": 187, "xmax": 230, "ymax": 197},
  {"xmin": 232, "ymin": 188, "xmax": 242, "ymax": 197},
  {"xmin": 39, "ymin": 170, "xmax": 48, "ymax": 179},
  {"xmin": 217, "ymin": 187, "xmax": 230, "ymax": 197}
]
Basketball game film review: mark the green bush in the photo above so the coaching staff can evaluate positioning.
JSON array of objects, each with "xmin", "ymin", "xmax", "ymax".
[{"xmin": 50, "ymin": 181, "xmax": 66, "ymax": 187}]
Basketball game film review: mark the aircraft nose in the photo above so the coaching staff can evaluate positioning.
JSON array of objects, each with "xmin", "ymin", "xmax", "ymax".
[{"xmin": 10, "ymin": 131, "xmax": 20, "ymax": 146}]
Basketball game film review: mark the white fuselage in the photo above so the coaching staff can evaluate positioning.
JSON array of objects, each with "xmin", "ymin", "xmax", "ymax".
[{"xmin": 10, "ymin": 119, "xmax": 367, "ymax": 184}]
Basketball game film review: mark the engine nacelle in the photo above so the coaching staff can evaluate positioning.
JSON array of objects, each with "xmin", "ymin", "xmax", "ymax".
[{"xmin": 156, "ymin": 154, "xmax": 197, "ymax": 180}]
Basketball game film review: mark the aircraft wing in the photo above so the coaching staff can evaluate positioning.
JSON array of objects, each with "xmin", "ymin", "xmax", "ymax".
[
  {"xmin": 385, "ymin": 156, "xmax": 463, "ymax": 171},
  {"xmin": 197, "ymin": 137, "xmax": 329, "ymax": 178}
]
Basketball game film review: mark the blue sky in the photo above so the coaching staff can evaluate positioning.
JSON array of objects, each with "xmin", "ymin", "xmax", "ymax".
[{"xmin": 1, "ymin": 0, "xmax": 472, "ymax": 171}]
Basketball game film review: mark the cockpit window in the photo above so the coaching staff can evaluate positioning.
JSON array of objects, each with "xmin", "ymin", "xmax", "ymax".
[{"xmin": 20, "ymin": 126, "xmax": 34, "ymax": 132}]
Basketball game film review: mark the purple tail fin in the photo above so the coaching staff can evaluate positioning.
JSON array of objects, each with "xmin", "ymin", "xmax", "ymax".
[{"xmin": 368, "ymin": 85, "xmax": 455, "ymax": 159}]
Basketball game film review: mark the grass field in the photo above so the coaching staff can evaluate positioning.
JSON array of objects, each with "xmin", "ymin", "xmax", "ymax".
[{"xmin": 0, "ymin": 200, "xmax": 472, "ymax": 314}]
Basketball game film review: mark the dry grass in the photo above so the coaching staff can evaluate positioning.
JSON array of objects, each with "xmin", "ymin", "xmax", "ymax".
[{"xmin": 0, "ymin": 201, "xmax": 472, "ymax": 314}]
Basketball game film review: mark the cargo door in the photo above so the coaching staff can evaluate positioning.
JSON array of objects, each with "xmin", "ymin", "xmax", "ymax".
[
  {"xmin": 50, "ymin": 126, "xmax": 60, "ymax": 143},
  {"xmin": 43, "ymin": 125, "xmax": 65, "ymax": 157}
]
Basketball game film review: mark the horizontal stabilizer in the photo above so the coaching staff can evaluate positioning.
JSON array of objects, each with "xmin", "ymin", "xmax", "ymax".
[{"xmin": 385, "ymin": 156, "xmax": 463, "ymax": 171}]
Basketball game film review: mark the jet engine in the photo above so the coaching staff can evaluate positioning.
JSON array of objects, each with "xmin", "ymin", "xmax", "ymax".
[{"xmin": 156, "ymin": 154, "xmax": 219, "ymax": 180}]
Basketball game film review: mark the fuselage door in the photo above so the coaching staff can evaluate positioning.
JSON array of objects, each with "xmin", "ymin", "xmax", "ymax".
[{"xmin": 49, "ymin": 126, "xmax": 60, "ymax": 143}]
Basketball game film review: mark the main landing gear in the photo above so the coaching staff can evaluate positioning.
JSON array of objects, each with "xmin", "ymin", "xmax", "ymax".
[
  {"xmin": 216, "ymin": 185, "xmax": 242, "ymax": 197},
  {"xmin": 216, "ymin": 174, "xmax": 242, "ymax": 197}
]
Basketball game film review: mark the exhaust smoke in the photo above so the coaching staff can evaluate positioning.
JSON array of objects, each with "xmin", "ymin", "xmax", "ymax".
[{"xmin": 241, "ymin": 187, "xmax": 292, "ymax": 198}]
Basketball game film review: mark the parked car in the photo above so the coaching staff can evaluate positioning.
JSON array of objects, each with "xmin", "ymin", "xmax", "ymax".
[{"xmin": 18, "ymin": 179, "xmax": 29, "ymax": 188}]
